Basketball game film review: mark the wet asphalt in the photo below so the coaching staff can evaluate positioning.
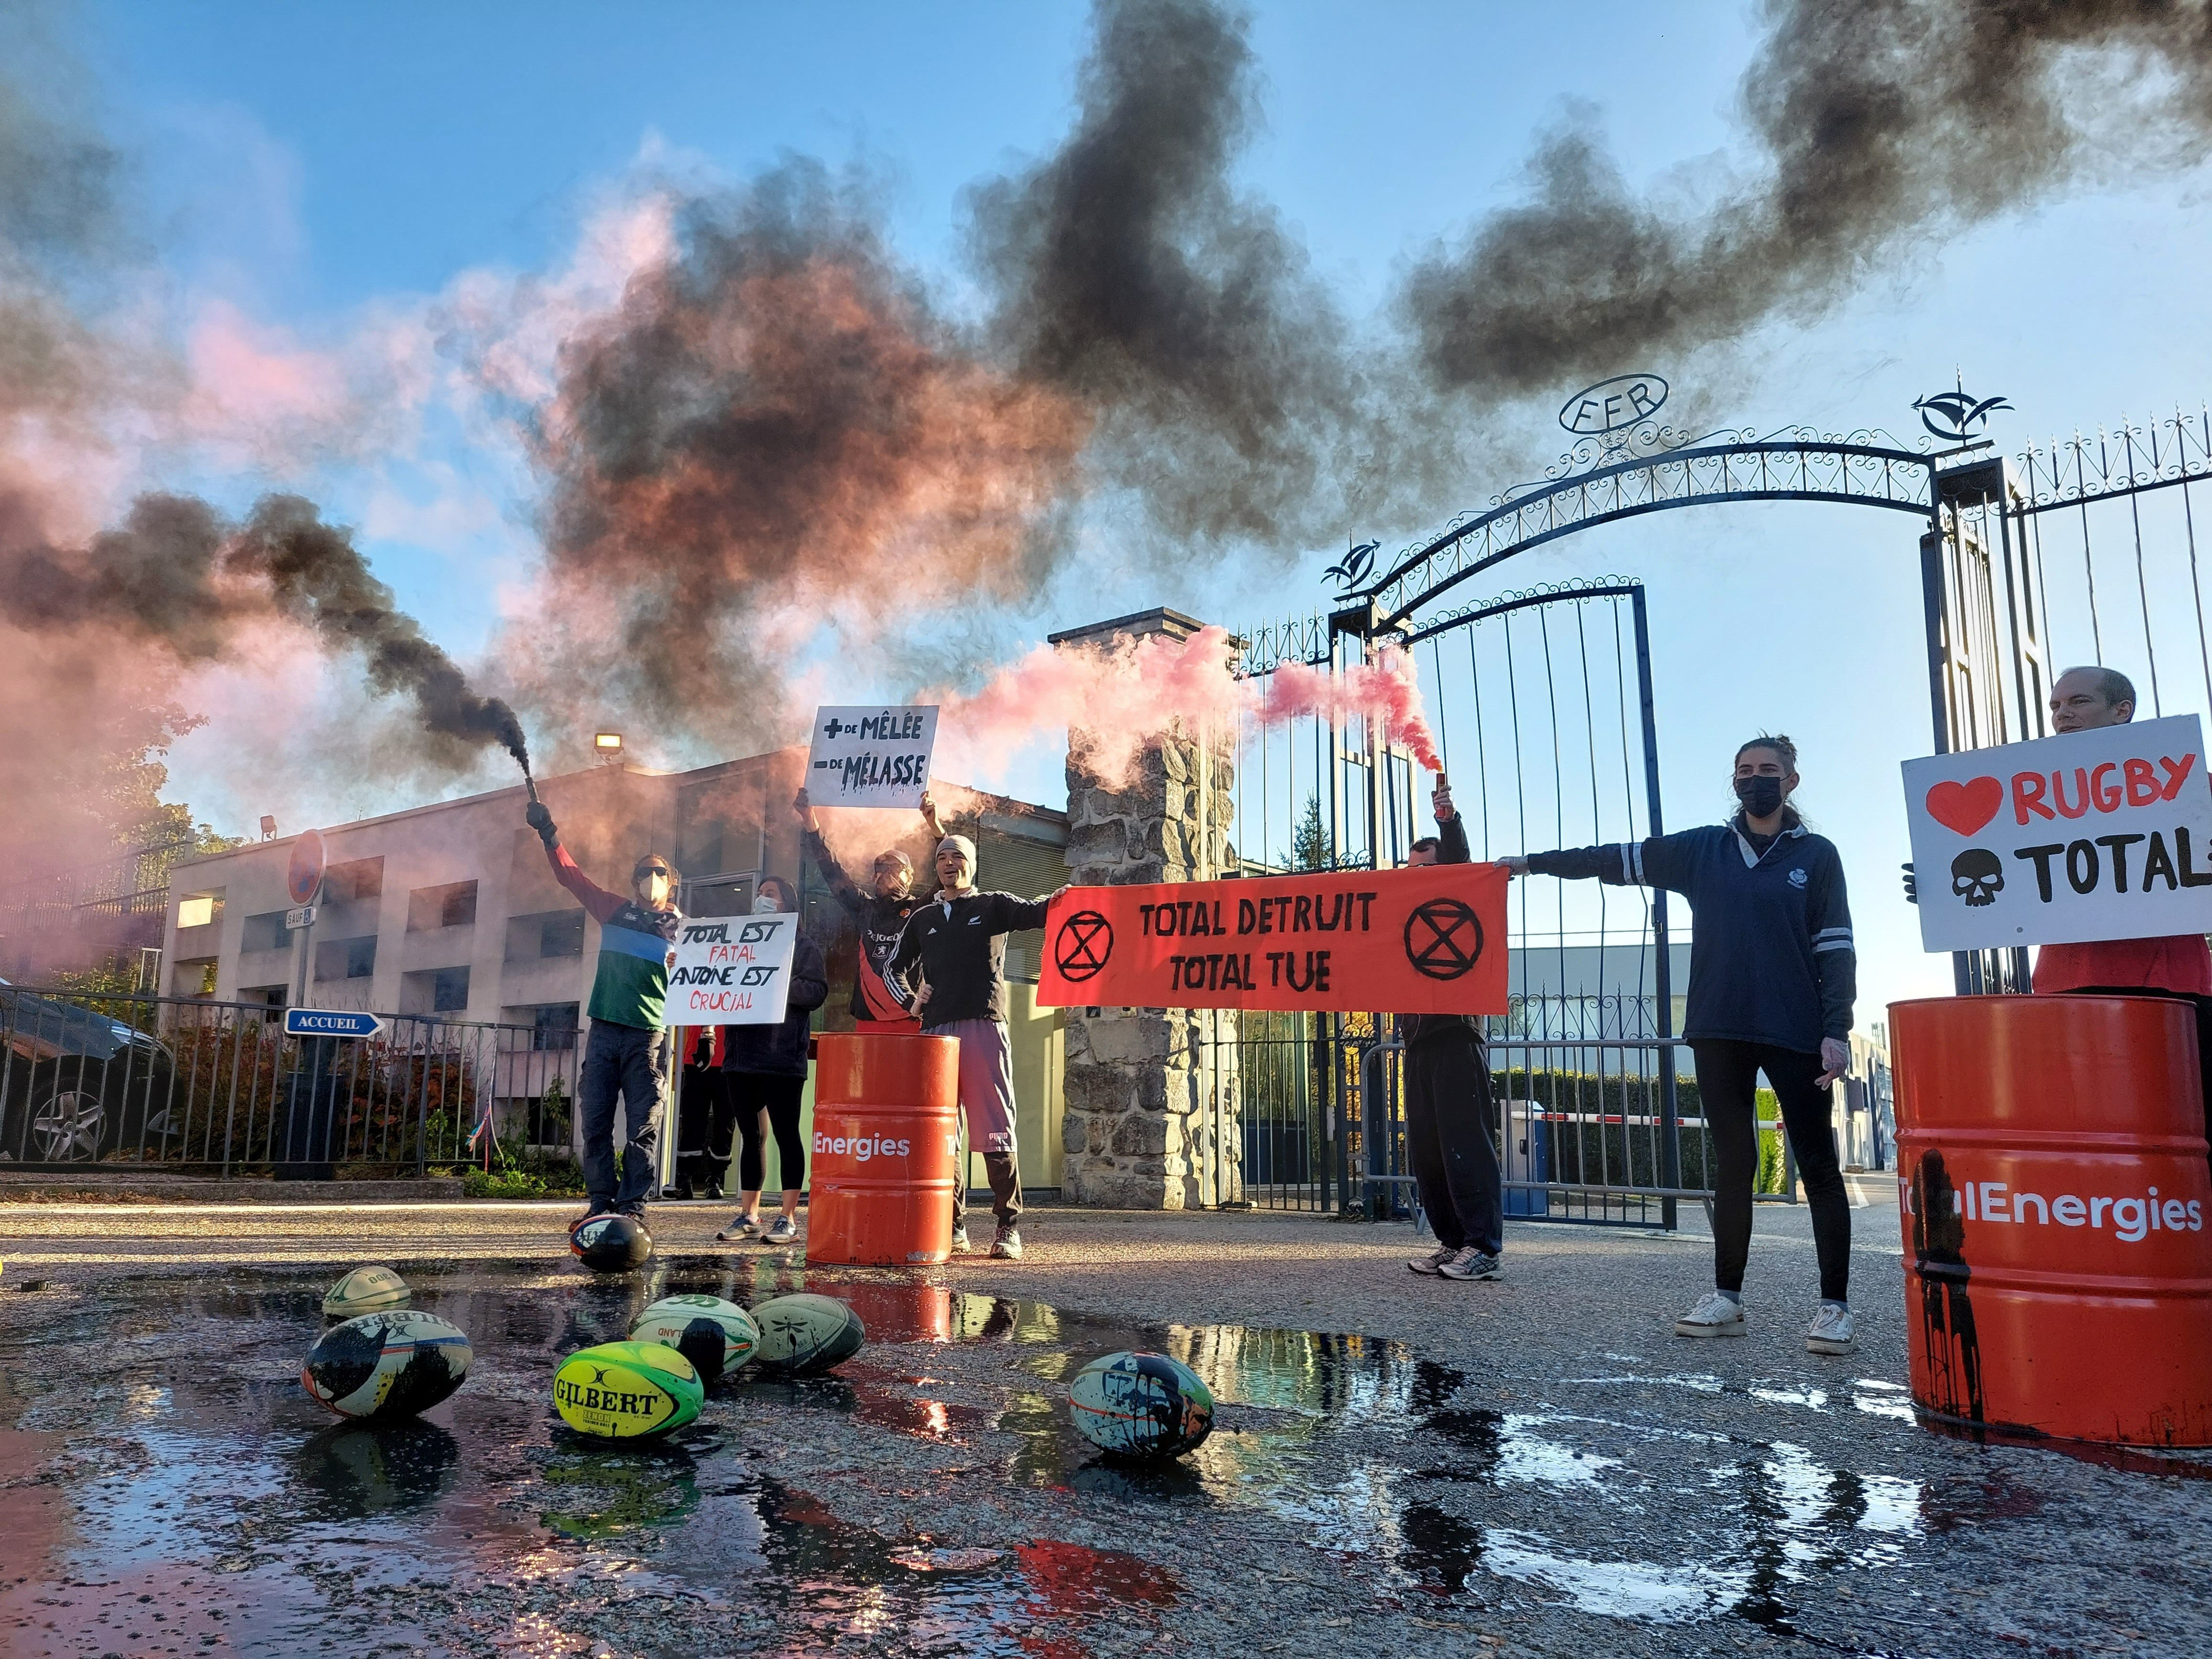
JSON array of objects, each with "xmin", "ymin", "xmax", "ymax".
[{"xmin": 0, "ymin": 1186, "xmax": 2207, "ymax": 1658}]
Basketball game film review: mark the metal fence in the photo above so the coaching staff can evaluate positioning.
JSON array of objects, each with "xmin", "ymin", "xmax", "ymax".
[{"xmin": 0, "ymin": 984, "xmax": 578, "ymax": 1175}]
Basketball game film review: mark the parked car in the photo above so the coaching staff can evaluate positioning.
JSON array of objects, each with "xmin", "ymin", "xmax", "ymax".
[{"xmin": 0, "ymin": 979, "xmax": 181, "ymax": 1163}]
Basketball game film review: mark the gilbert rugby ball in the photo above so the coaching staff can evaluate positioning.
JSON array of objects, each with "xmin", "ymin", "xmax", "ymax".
[
  {"xmin": 629, "ymin": 1294, "xmax": 759, "ymax": 1385},
  {"xmin": 748, "ymin": 1293, "xmax": 865, "ymax": 1375},
  {"xmin": 553, "ymin": 1340, "xmax": 704, "ymax": 1439},
  {"xmin": 322, "ymin": 1265, "xmax": 410, "ymax": 1317},
  {"xmin": 1069, "ymin": 1350, "xmax": 1215, "ymax": 1458},
  {"xmin": 570, "ymin": 1212, "xmax": 652, "ymax": 1273},
  {"xmin": 303, "ymin": 1311, "xmax": 472, "ymax": 1421}
]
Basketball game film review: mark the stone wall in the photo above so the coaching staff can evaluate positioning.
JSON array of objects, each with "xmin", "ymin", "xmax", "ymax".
[{"xmin": 1050, "ymin": 608, "xmax": 1243, "ymax": 1210}]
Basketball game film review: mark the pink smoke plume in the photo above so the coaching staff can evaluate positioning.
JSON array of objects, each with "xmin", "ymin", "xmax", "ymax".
[{"xmin": 931, "ymin": 622, "xmax": 1442, "ymax": 788}]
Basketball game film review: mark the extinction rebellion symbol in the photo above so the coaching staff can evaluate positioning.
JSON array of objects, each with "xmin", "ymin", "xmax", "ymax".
[
  {"xmin": 1054, "ymin": 910, "xmax": 1114, "ymax": 983},
  {"xmin": 1404, "ymin": 898, "xmax": 1484, "ymax": 981}
]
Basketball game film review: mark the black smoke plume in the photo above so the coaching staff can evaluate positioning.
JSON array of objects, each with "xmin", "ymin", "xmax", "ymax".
[{"xmin": 1400, "ymin": 0, "xmax": 2212, "ymax": 398}]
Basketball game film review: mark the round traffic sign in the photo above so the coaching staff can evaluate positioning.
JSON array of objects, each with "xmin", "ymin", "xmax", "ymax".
[{"xmin": 288, "ymin": 829, "xmax": 327, "ymax": 906}]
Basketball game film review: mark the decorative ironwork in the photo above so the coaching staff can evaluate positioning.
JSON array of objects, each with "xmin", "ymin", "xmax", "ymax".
[
  {"xmin": 1322, "ymin": 538, "xmax": 1379, "ymax": 595},
  {"xmin": 2012, "ymin": 406, "xmax": 2212, "ymax": 515},
  {"xmin": 1356, "ymin": 427, "xmax": 1938, "ymax": 626},
  {"xmin": 1396, "ymin": 575, "xmax": 1642, "ymax": 648},
  {"xmin": 1230, "ymin": 609, "xmax": 1332, "ymax": 677},
  {"xmin": 1558, "ymin": 373, "xmax": 1670, "ymax": 436},
  {"xmin": 1913, "ymin": 376, "xmax": 2012, "ymax": 443}
]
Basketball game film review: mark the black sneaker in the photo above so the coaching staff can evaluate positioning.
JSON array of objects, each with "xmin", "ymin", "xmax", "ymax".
[{"xmin": 1437, "ymin": 1247, "xmax": 1501, "ymax": 1281}]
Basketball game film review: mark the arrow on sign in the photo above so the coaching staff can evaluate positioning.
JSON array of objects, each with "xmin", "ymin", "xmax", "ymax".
[{"xmin": 283, "ymin": 1008, "xmax": 385, "ymax": 1039}]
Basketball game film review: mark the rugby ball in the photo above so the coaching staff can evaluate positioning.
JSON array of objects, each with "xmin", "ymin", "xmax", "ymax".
[
  {"xmin": 553, "ymin": 1340, "xmax": 704, "ymax": 1439},
  {"xmin": 570, "ymin": 1212, "xmax": 652, "ymax": 1273},
  {"xmin": 748, "ymin": 1293, "xmax": 865, "ymax": 1375},
  {"xmin": 629, "ymin": 1295, "xmax": 759, "ymax": 1385},
  {"xmin": 322, "ymin": 1265, "xmax": 410, "ymax": 1317},
  {"xmin": 1069, "ymin": 1350, "xmax": 1215, "ymax": 1459},
  {"xmin": 303, "ymin": 1311, "xmax": 473, "ymax": 1421}
]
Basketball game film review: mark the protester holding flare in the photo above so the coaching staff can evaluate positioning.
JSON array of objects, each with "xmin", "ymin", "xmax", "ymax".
[
  {"xmin": 1402, "ymin": 777, "xmax": 1506, "ymax": 1283},
  {"xmin": 794, "ymin": 786, "xmax": 945, "ymax": 1031},
  {"xmin": 714, "ymin": 875, "xmax": 829, "ymax": 1246},
  {"xmin": 1502, "ymin": 734, "xmax": 1859, "ymax": 1356},
  {"xmin": 888, "ymin": 834, "xmax": 1069, "ymax": 1259},
  {"xmin": 524, "ymin": 799, "xmax": 681, "ymax": 1234}
]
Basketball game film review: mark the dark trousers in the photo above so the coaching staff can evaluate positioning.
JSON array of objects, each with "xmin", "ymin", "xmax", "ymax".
[
  {"xmin": 579, "ymin": 1021, "xmax": 669, "ymax": 1215},
  {"xmin": 674, "ymin": 1067, "xmax": 725, "ymax": 1194},
  {"xmin": 1692, "ymin": 1039, "xmax": 1851, "ymax": 1303},
  {"xmin": 719, "ymin": 1071, "xmax": 807, "ymax": 1194},
  {"xmin": 1405, "ymin": 1031, "xmax": 1504, "ymax": 1256},
  {"xmin": 2068, "ymin": 988, "xmax": 2212, "ymax": 1178}
]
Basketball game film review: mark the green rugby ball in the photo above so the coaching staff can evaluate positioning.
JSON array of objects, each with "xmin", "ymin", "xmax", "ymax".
[
  {"xmin": 303, "ymin": 1311, "xmax": 472, "ymax": 1421},
  {"xmin": 748, "ymin": 1293, "xmax": 865, "ymax": 1375},
  {"xmin": 1069, "ymin": 1350, "xmax": 1215, "ymax": 1459},
  {"xmin": 322, "ymin": 1265, "xmax": 410, "ymax": 1317},
  {"xmin": 629, "ymin": 1295, "xmax": 759, "ymax": 1385},
  {"xmin": 553, "ymin": 1340, "xmax": 703, "ymax": 1439}
]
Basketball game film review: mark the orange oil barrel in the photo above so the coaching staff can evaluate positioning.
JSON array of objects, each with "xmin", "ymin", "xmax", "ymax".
[
  {"xmin": 1890, "ymin": 994, "xmax": 2212, "ymax": 1445},
  {"xmin": 805, "ymin": 1032, "xmax": 961, "ymax": 1267}
]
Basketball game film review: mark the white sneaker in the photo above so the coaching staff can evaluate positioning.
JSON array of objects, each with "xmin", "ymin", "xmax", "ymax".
[
  {"xmin": 764, "ymin": 1215, "xmax": 798, "ymax": 1245},
  {"xmin": 1675, "ymin": 1291, "xmax": 1747, "ymax": 1338},
  {"xmin": 1407, "ymin": 1245, "xmax": 1454, "ymax": 1276},
  {"xmin": 714, "ymin": 1214, "xmax": 761, "ymax": 1243},
  {"xmin": 990, "ymin": 1224, "xmax": 1024, "ymax": 1261},
  {"xmin": 1807, "ymin": 1302, "xmax": 1856, "ymax": 1356},
  {"xmin": 950, "ymin": 1223, "xmax": 972, "ymax": 1256}
]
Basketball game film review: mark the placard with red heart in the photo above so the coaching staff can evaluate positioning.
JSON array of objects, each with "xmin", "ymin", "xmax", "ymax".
[{"xmin": 1923, "ymin": 776, "xmax": 2002, "ymax": 837}]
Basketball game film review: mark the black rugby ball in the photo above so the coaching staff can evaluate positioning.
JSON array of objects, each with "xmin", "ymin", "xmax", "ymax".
[{"xmin": 570, "ymin": 1212, "xmax": 652, "ymax": 1273}]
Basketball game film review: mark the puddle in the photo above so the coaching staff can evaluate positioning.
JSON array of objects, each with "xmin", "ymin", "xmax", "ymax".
[{"xmin": 0, "ymin": 1253, "xmax": 2020, "ymax": 1652}]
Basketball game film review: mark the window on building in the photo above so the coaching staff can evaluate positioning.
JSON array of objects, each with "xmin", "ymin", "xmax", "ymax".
[
  {"xmin": 406, "ymin": 880, "xmax": 479, "ymax": 932},
  {"xmin": 431, "ymin": 966, "xmax": 471, "ymax": 1014},
  {"xmin": 541, "ymin": 912, "xmax": 585, "ymax": 957},
  {"xmin": 182, "ymin": 960, "xmax": 218, "ymax": 997},
  {"xmin": 177, "ymin": 894, "xmax": 219, "ymax": 929},
  {"xmin": 530, "ymin": 1003, "xmax": 580, "ymax": 1051},
  {"xmin": 239, "ymin": 984, "xmax": 288, "ymax": 1009},
  {"xmin": 323, "ymin": 858, "xmax": 385, "ymax": 905},
  {"xmin": 240, "ymin": 911, "xmax": 295, "ymax": 953},
  {"xmin": 315, "ymin": 936, "xmax": 377, "ymax": 981}
]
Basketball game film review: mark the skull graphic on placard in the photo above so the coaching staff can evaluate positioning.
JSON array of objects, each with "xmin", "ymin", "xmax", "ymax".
[{"xmin": 1951, "ymin": 848, "xmax": 2004, "ymax": 907}]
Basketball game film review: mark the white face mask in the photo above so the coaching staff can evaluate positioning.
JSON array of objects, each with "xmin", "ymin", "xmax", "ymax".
[{"xmin": 752, "ymin": 894, "xmax": 780, "ymax": 914}]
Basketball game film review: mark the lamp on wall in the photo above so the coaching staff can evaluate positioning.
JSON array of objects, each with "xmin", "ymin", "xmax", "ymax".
[
  {"xmin": 259, "ymin": 815, "xmax": 277, "ymax": 841},
  {"xmin": 594, "ymin": 732, "xmax": 624, "ymax": 761}
]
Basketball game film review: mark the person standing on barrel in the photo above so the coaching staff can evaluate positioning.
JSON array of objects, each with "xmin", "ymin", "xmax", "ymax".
[
  {"xmin": 1502, "ymin": 734, "xmax": 1859, "ymax": 1356},
  {"xmin": 714, "ymin": 875, "xmax": 830, "ymax": 1245},
  {"xmin": 1402, "ymin": 777, "xmax": 1505, "ymax": 1283},
  {"xmin": 524, "ymin": 799, "xmax": 681, "ymax": 1236},
  {"xmin": 888, "ymin": 834, "xmax": 1068, "ymax": 1260},
  {"xmin": 793, "ymin": 786, "xmax": 945, "ymax": 1032},
  {"xmin": 1910, "ymin": 665, "xmax": 2212, "ymax": 1174}
]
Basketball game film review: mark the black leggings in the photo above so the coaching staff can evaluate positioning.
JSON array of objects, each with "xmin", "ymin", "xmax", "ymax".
[
  {"xmin": 717, "ymin": 1071, "xmax": 805, "ymax": 1194},
  {"xmin": 1691, "ymin": 1040, "xmax": 1852, "ymax": 1303}
]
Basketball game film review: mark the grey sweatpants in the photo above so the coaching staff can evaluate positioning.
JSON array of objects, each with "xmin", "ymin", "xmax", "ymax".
[{"xmin": 932, "ymin": 1016, "xmax": 1023, "ymax": 1225}]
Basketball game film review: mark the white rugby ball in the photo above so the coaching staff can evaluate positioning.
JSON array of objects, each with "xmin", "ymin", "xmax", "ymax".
[
  {"xmin": 629, "ymin": 1294, "xmax": 760, "ymax": 1385},
  {"xmin": 748, "ymin": 1293, "xmax": 865, "ymax": 1375},
  {"xmin": 322, "ymin": 1265, "xmax": 410, "ymax": 1317},
  {"xmin": 303, "ymin": 1310, "xmax": 472, "ymax": 1420}
]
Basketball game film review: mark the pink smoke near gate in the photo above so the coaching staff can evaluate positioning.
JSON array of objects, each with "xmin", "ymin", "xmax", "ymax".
[{"xmin": 929, "ymin": 622, "xmax": 1441, "ymax": 790}]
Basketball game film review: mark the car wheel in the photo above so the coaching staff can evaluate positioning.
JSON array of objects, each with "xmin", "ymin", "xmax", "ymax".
[{"xmin": 32, "ymin": 1086, "xmax": 106, "ymax": 1161}]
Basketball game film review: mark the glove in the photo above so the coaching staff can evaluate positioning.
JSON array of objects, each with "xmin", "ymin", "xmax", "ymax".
[
  {"xmin": 1901, "ymin": 861, "xmax": 1916, "ymax": 906},
  {"xmin": 527, "ymin": 801, "xmax": 558, "ymax": 848}
]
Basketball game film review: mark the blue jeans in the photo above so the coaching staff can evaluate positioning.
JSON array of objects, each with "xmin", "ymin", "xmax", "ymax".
[{"xmin": 579, "ymin": 1021, "xmax": 669, "ymax": 1214}]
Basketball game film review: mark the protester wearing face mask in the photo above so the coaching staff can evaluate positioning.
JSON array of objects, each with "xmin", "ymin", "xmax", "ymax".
[
  {"xmin": 1500, "ymin": 734, "xmax": 1860, "ymax": 1356},
  {"xmin": 524, "ymin": 799, "xmax": 681, "ymax": 1233},
  {"xmin": 792, "ymin": 786, "xmax": 945, "ymax": 1031},
  {"xmin": 887, "ymin": 834, "xmax": 1070, "ymax": 1260},
  {"xmin": 713, "ymin": 875, "xmax": 830, "ymax": 1246}
]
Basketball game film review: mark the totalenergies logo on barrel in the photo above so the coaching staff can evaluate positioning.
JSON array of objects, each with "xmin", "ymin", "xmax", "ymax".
[
  {"xmin": 816, "ymin": 1131, "xmax": 913, "ymax": 1161},
  {"xmin": 1903, "ymin": 1172, "xmax": 2204, "ymax": 1240}
]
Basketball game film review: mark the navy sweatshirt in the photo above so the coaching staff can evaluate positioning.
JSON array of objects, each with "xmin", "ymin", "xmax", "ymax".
[
  {"xmin": 888, "ymin": 891, "xmax": 1051, "ymax": 1029},
  {"xmin": 1526, "ymin": 817, "xmax": 1855, "ymax": 1053}
]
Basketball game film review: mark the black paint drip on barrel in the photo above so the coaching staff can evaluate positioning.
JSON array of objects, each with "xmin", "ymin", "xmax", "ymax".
[{"xmin": 1911, "ymin": 1149, "xmax": 1985, "ymax": 1430}]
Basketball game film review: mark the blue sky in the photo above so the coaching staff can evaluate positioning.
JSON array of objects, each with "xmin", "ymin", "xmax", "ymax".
[{"xmin": 56, "ymin": 0, "xmax": 2212, "ymax": 1020}]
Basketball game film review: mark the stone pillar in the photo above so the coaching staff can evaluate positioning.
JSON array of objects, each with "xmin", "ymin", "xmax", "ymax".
[{"xmin": 1049, "ymin": 608, "xmax": 1243, "ymax": 1210}]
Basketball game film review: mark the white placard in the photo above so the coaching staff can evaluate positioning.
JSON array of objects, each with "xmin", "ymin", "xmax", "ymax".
[
  {"xmin": 665, "ymin": 915, "xmax": 798, "ymax": 1025},
  {"xmin": 1902, "ymin": 714, "xmax": 2212, "ymax": 951},
  {"xmin": 805, "ymin": 705, "xmax": 938, "ymax": 809}
]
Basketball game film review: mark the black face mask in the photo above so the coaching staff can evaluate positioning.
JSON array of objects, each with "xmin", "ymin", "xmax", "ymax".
[{"xmin": 1735, "ymin": 774, "xmax": 1785, "ymax": 819}]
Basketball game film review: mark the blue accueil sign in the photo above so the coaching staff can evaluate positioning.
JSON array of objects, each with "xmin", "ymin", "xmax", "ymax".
[{"xmin": 283, "ymin": 1008, "xmax": 385, "ymax": 1039}]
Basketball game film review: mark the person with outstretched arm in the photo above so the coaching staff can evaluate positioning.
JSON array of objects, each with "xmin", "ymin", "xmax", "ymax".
[
  {"xmin": 524, "ymin": 799, "xmax": 682, "ymax": 1233},
  {"xmin": 794, "ymin": 786, "xmax": 944, "ymax": 1031},
  {"xmin": 888, "ymin": 834, "xmax": 1069, "ymax": 1260},
  {"xmin": 1402, "ymin": 778, "xmax": 1506, "ymax": 1283},
  {"xmin": 713, "ymin": 875, "xmax": 830, "ymax": 1245},
  {"xmin": 1501, "ymin": 733, "xmax": 1859, "ymax": 1356}
]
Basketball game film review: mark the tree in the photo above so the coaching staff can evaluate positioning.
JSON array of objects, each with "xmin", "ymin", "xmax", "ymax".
[{"xmin": 1292, "ymin": 790, "xmax": 1330, "ymax": 871}]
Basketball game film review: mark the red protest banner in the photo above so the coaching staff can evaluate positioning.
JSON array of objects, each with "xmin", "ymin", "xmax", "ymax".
[{"xmin": 1037, "ymin": 863, "xmax": 1508, "ymax": 1014}]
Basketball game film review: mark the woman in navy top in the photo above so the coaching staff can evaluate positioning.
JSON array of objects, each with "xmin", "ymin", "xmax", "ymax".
[{"xmin": 1504, "ymin": 735, "xmax": 1858, "ymax": 1357}]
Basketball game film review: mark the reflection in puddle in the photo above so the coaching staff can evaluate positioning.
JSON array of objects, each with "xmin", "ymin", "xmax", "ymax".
[{"xmin": 0, "ymin": 1253, "xmax": 1970, "ymax": 1651}]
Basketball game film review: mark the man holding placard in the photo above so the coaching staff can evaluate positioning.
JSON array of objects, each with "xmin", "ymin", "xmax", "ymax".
[
  {"xmin": 794, "ymin": 785, "xmax": 945, "ymax": 1031},
  {"xmin": 1908, "ymin": 665, "xmax": 2212, "ymax": 1170}
]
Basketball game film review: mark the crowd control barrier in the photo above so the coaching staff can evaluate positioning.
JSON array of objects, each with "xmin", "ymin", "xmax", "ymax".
[
  {"xmin": 1891, "ymin": 994, "xmax": 2212, "ymax": 1446},
  {"xmin": 805, "ymin": 1032, "xmax": 960, "ymax": 1267}
]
